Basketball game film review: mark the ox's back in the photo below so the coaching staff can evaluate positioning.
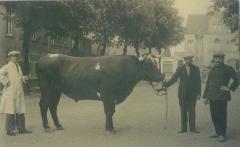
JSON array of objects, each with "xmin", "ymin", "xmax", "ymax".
[{"xmin": 38, "ymin": 54, "xmax": 142, "ymax": 103}]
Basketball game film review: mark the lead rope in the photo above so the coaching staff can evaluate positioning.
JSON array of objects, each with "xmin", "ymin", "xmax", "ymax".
[{"xmin": 149, "ymin": 81, "xmax": 168, "ymax": 130}]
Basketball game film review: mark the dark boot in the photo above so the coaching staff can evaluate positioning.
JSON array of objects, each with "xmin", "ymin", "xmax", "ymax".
[
  {"xmin": 16, "ymin": 114, "xmax": 32, "ymax": 134},
  {"xmin": 6, "ymin": 114, "xmax": 16, "ymax": 136}
]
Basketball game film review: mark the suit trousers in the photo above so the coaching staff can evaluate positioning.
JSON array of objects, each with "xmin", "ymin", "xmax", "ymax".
[
  {"xmin": 179, "ymin": 98, "xmax": 196, "ymax": 131},
  {"xmin": 210, "ymin": 100, "xmax": 228, "ymax": 136}
]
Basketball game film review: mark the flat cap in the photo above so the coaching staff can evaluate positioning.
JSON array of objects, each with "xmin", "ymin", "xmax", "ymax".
[
  {"xmin": 213, "ymin": 52, "xmax": 225, "ymax": 58},
  {"xmin": 183, "ymin": 52, "xmax": 194, "ymax": 59},
  {"xmin": 8, "ymin": 50, "xmax": 21, "ymax": 57}
]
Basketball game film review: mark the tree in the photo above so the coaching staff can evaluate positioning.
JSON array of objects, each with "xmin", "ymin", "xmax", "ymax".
[
  {"xmin": 90, "ymin": 0, "xmax": 117, "ymax": 56},
  {"xmin": 212, "ymin": 0, "xmax": 239, "ymax": 72},
  {"xmin": 4, "ymin": 1, "xmax": 61, "ymax": 74},
  {"xmin": 114, "ymin": 0, "xmax": 184, "ymax": 56},
  {"xmin": 36, "ymin": 1, "xmax": 95, "ymax": 57},
  {"xmin": 212, "ymin": 0, "xmax": 239, "ymax": 33}
]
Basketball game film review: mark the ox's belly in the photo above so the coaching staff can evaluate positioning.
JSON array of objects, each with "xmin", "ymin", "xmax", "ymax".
[{"xmin": 62, "ymin": 87, "xmax": 101, "ymax": 101}]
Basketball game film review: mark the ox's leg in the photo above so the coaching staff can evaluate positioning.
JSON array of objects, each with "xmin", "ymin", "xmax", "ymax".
[
  {"xmin": 103, "ymin": 99, "xmax": 116, "ymax": 132},
  {"xmin": 39, "ymin": 75, "xmax": 53, "ymax": 132},
  {"xmin": 49, "ymin": 90, "xmax": 63, "ymax": 130},
  {"xmin": 39, "ymin": 94, "xmax": 50, "ymax": 130}
]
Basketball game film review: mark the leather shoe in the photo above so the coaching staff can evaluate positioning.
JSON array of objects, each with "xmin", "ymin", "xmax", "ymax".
[
  {"xmin": 209, "ymin": 133, "xmax": 219, "ymax": 138},
  {"xmin": 218, "ymin": 135, "xmax": 226, "ymax": 142},
  {"xmin": 190, "ymin": 129, "xmax": 200, "ymax": 133},
  {"xmin": 7, "ymin": 131, "xmax": 16, "ymax": 136},
  {"xmin": 178, "ymin": 130, "xmax": 187, "ymax": 133},
  {"xmin": 19, "ymin": 129, "xmax": 32, "ymax": 134}
]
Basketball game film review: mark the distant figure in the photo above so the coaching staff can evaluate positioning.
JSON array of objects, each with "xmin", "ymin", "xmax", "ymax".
[
  {"xmin": 0, "ymin": 51, "xmax": 32, "ymax": 136},
  {"xmin": 203, "ymin": 52, "xmax": 239, "ymax": 142},
  {"xmin": 164, "ymin": 54, "xmax": 201, "ymax": 133}
]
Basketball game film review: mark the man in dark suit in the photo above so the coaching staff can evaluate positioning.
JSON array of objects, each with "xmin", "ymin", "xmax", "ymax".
[
  {"xmin": 203, "ymin": 52, "xmax": 239, "ymax": 142},
  {"xmin": 164, "ymin": 54, "xmax": 201, "ymax": 133}
]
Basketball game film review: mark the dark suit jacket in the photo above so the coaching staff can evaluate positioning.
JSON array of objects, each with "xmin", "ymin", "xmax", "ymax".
[
  {"xmin": 203, "ymin": 63, "xmax": 239, "ymax": 101},
  {"xmin": 165, "ymin": 64, "xmax": 201, "ymax": 100}
]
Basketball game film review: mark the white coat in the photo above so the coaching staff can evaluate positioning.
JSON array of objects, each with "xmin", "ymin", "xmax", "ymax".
[{"xmin": 0, "ymin": 61, "xmax": 26, "ymax": 114}]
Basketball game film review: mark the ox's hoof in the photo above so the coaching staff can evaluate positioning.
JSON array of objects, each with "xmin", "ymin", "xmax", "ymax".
[
  {"xmin": 44, "ymin": 128, "xmax": 55, "ymax": 133},
  {"xmin": 56, "ymin": 126, "xmax": 64, "ymax": 131}
]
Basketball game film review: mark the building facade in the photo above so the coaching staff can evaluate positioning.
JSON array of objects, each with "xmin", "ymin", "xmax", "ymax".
[
  {"xmin": 167, "ymin": 11, "xmax": 239, "ymax": 80},
  {"xmin": 183, "ymin": 11, "xmax": 239, "ymax": 71}
]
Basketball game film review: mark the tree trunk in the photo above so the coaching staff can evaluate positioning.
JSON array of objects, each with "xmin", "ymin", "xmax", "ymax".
[
  {"xmin": 149, "ymin": 48, "xmax": 152, "ymax": 54},
  {"xmin": 158, "ymin": 49, "xmax": 162, "ymax": 72},
  {"xmin": 122, "ymin": 39, "xmax": 128, "ymax": 55},
  {"xmin": 70, "ymin": 35, "xmax": 80, "ymax": 57},
  {"xmin": 73, "ymin": 35, "xmax": 80, "ymax": 49},
  {"xmin": 100, "ymin": 32, "xmax": 107, "ymax": 56},
  {"xmin": 21, "ymin": 24, "xmax": 32, "ymax": 75},
  {"xmin": 134, "ymin": 41, "xmax": 139, "ymax": 56}
]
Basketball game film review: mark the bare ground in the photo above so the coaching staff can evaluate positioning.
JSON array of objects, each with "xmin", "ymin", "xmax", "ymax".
[{"xmin": 0, "ymin": 82, "xmax": 239, "ymax": 147}]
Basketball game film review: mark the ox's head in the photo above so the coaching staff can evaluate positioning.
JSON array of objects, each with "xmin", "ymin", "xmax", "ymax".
[{"xmin": 138, "ymin": 54, "xmax": 165, "ymax": 82}]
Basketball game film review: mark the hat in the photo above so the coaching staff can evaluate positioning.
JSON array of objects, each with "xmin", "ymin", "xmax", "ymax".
[
  {"xmin": 213, "ymin": 52, "xmax": 225, "ymax": 58},
  {"xmin": 8, "ymin": 51, "xmax": 21, "ymax": 57},
  {"xmin": 183, "ymin": 52, "xmax": 194, "ymax": 59}
]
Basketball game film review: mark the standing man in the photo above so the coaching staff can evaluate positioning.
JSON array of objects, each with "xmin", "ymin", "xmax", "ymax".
[
  {"xmin": 164, "ymin": 54, "xmax": 201, "ymax": 133},
  {"xmin": 203, "ymin": 52, "xmax": 239, "ymax": 142},
  {"xmin": 0, "ymin": 50, "xmax": 32, "ymax": 136}
]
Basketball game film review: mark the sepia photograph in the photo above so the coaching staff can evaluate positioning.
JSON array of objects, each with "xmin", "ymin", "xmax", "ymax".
[{"xmin": 0, "ymin": 0, "xmax": 239, "ymax": 147}]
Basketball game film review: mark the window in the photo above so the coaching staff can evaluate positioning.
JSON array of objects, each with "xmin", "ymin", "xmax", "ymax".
[
  {"xmin": 30, "ymin": 61, "xmax": 38, "ymax": 78},
  {"xmin": 32, "ymin": 33, "xmax": 37, "ymax": 41},
  {"xmin": 214, "ymin": 38, "xmax": 221, "ymax": 51},
  {"xmin": 178, "ymin": 60, "xmax": 184, "ymax": 67},
  {"xmin": 6, "ymin": 8, "xmax": 13, "ymax": 35},
  {"xmin": 162, "ymin": 61, "xmax": 173, "ymax": 74},
  {"xmin": 230, "ymin": 39, "xmax": 237, "ymax": 52},
  {"xmin": 186, "ymin": 40, "xmax": 194, "ymax": 51}
]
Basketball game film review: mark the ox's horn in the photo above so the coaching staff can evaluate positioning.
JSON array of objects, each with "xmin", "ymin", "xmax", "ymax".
[
  {"xmin": 152, "ymin": 54, "xmax": 162, "ymax": 58},
  {"xmin": 138, "ymin": 53, "xmax": 146, "ymax": 61}
]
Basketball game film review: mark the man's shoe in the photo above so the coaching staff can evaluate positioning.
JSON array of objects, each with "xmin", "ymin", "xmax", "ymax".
[
  {"xmin": 190, "ymin": 129, "xmax": 200, "ymax": 133},
  {"xmin": 7, "ymin": 131, "xmax": 16, "ymax": 136},
  {"xmin": 178, "ymin": 130, "xmax": 187, "ymax": 133},
  {"xmin": 209, "ymin": 133, "xmax": 219, "ymax": 138},
  {"xmin": 218, "ymin": 135, "xmax": 226, "ymax": 142},
  {"xmin": 19, "ymin": 129, "xmax": 32, "ymax": 134}
]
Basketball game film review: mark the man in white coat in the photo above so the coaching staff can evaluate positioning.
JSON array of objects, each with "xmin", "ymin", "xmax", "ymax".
[{"xmin": 0, "ymin": 50, "xmax": 32, "ymax": 136}]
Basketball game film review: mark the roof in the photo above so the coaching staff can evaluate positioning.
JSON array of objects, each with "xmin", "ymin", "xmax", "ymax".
[{"xmin": 186, "ymin": 15, "xmax": 209, "ymax": 34}]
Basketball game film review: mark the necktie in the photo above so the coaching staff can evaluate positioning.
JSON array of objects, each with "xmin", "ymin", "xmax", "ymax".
[
  {"xmin": 186, "ymin": 66, "xmax": 190, "ymax": 76},
  {"xmin": 15, "ymin": 63, "xmax": 19, "ymax": 72}
]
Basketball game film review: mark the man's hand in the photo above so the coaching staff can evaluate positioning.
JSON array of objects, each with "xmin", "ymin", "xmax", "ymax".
[
  {"xmin": 204, "ymin": 99, "xmax": 209, "ymax": 105},
  {"xmin": 6, "ymin": 81, "xmax": 10, "ymax": 87},
  {"xmin": 220, "ymin": 85, "xmax": 230, "ymax": 91},
  {"xmin": 196, "ymin": 95, "xmax": 201, "ymax": 100}
]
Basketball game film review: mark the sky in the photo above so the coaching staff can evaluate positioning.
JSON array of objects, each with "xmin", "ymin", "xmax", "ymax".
[{"xmin": 174, "ymin": 0, "xmax": 213, "ymax": 26}]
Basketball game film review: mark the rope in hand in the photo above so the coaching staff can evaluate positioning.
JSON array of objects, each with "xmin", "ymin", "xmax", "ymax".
[{"xmin": 149, "ymin": 81, "xmax": 168, "ymax": 130}]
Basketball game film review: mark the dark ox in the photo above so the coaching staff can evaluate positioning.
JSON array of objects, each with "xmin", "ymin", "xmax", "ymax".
[{"xmin": 37, "ymin": 54, "xmax": 164, "ymax": 132}]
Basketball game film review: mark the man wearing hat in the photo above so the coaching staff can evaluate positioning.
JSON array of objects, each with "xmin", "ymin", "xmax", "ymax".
[
  {"xmin": 0, "ymin": 50, "xmax": 32, "ymax": 136},
  {"xmin": 203, "ymin": 52, "xmax": 239, "ymax": 142},
  {"xmin": 163, "ymin": 53, "xmax": 201, "ymax": 133}
]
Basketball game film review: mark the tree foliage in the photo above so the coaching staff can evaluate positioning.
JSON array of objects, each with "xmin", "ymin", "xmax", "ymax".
[
  {"xmin": 212, "ymin": 0, "xmax": 239, "ymax": 33},
  {"xmin": 3, "ymin": 0, "xmax": 184, "ymax": 74}
]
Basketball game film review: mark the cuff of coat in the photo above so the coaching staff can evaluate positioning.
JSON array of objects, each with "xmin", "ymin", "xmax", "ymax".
[{"xmin": 0, "ymin": 78, "xmax": 9, "ymax": 86}]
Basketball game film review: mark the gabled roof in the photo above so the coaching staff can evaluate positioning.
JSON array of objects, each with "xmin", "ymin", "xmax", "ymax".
[{"xmin": 186, "ymin": 15, "xmax": 209, "ymax": 34}]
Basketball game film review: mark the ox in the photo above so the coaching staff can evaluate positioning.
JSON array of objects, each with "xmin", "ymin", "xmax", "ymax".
[{"xmin": 37, "ymin": 54, "xmax": 164, "ymax": 133}]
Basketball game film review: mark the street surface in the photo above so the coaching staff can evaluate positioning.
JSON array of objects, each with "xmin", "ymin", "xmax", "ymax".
[{"xmin": 0, "ymin": 82, "xmax": 239, "ymax": 147}]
